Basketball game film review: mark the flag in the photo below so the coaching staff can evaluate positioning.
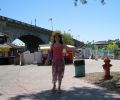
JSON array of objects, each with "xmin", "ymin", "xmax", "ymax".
[{"xmin": 48, "ymin": 18, "xmax": 52, "ymax": 21}]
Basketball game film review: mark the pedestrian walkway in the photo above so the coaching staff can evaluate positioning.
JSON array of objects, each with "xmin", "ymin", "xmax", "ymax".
[
  {"xmin": 0, "ymin": 59, "xmax": 120, "ymax": 100},
  {"xmin": 9, "ymin": 81, "xmax": 120, "ymax": 100},
  {"xmin": 9, "ymin": 75, "xmax": 120, "ymax": 100}
]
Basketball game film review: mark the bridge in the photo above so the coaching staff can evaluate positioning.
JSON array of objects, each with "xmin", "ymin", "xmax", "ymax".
[{"xmin": 0, "ymin": 16, "xmax": 53, "ymax": 52}]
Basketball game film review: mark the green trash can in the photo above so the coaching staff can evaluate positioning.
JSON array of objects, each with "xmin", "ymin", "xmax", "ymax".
[{"xmin": 74, "ymin": 60, "xmax": 85, "ymax": 77}]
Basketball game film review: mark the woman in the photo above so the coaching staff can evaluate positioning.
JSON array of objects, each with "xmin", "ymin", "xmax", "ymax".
[{"xmin": 51, "ymin": 31, "xmax": 74, "ymax": 92}]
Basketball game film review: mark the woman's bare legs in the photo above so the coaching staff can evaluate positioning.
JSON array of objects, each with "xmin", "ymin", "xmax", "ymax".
[
  {"xmin": 52, "ymin": 82, "xmax": 56, "ymax": 91},
  {"xmin": 58, "ymin": 79, "xmax": 62, "ymax": 93}
]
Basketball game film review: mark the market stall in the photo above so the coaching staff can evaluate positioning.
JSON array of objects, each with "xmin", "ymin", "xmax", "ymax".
[{"xmin": 39, "ymin": 44, "xmax": 75, "ymax": 64}]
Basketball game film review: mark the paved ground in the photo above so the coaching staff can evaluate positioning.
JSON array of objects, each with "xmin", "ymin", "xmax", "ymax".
[{"xmin": 0, "ymin": 59, "xmax": 120, "ymax": 100}]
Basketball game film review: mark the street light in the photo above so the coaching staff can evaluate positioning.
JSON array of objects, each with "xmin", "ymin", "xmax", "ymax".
[
  {"xmin": 35, "ymin": 18, "xmax": 36, "ymax": 26},
  {"xmin": 0, "ymin": 8, "xmax": 1, "ymax": 14},
  {"xmin": 64, "ymin": 29, "xmax": 71, "ymax": 34},
  {"xmin": 76, "ymin": 35, "xmax": 80, "ymax": 40},
  {"xmin": 67, "ymin": 29, "xmax": 71, "ymax": 33},
  {"xmin": 67, "ymin": 29, "xmax": 73, "ymax": 39},
  {"xmin": 48, "ymin": 18, "xmax": 53, "ymax": 31}
]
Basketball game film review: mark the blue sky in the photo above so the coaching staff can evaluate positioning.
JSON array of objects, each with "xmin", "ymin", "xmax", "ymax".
[{"xmin": 0, "ymin": 0, "xmax": 120, "ymax": 43}]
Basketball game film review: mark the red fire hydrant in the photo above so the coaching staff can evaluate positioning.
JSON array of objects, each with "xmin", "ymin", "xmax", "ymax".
[{"xmin": 102, "ymin": 57, "xmax": 112, "ymax": 79}]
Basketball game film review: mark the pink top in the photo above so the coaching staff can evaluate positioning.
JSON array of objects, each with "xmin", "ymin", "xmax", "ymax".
[{"xmin": 52, "ymin": 45, "xmax": 64, "ymax": 61}]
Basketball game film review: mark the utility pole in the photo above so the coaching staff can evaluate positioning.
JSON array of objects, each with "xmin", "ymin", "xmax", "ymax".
[
  {"xmin": 48, "ymin": 18, "xmax": 53, "ymax": 31},
  {"xmin": 67, "ymin": 29, "xmax": 71, "ymax": 33},
  {"xmin": 0, "ymin": 8, "xmax": 1, "ymax": 15},
  {"xmin": 76, "ymin": 35, "xmax": 80, "ymax": 40},
  {"xmin": 35, "ymin": 18, "xmax": 36, "ymax": 26},
  {"xmin": 30, "ymin": 20, "xmax": 32, "ymax": 25}
]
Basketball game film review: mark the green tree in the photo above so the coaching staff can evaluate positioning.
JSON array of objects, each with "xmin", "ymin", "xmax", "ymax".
[
  {"xmin": 62, "ymin": 32, "xmax": 74, "ymax": 45},
  {"xmin": 85, "ymin": 41, "xmax": 92, "ymax": 48},
  {"xmin": 106, "ymin": 43, "xmax": 119, "ymax": 52},
  {"xmin": 74, "ymin": 0, "xmax": 106, "ymax": 6}
]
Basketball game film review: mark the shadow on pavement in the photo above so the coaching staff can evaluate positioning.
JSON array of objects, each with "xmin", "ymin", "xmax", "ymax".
[{"xmin": 9, "ymin": 87, "xmax": 120, "ymax": 100}]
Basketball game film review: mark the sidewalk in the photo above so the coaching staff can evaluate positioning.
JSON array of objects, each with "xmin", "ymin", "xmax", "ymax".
[
  {"xmin": 0, "ymin": 59, "xmax": 120, "ymax": 100},
  {"xmin": 9, "ymin": 78, "xmax": 120, "ymax": 100}
]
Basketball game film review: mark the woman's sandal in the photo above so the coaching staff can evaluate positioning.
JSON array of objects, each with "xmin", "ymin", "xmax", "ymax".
[
  {"xmin": 57, "ymin": 88, "xmax": 62, "ymax": 93},
  {"xmin": 52, "ymin": 85, "xmax": 56, "ymax": 92}
]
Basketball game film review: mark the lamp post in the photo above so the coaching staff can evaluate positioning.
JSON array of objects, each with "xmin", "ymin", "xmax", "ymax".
[
  {"xmin": 67, "ymin": 29, "xmax": 71, "ymax": 33},
  {"xmin": 76, "ymin": 35, "xmax": 80, "ymax": 40},
  {"xmin": 35, "ymin": 18, "xmax": 36, "ymax": 26},
  {"xmin": 64, "ymin": 29, "xmax": 71, "ymax": 34},
  {"xmin": 48, "ymin": 18, "xmax": 53, "ymax": 31},
  {"xmin": 0, "ymin": 8, "xmax": 1, "ymax": 15},
  {"xmin": 67, "ymin": 29, "xmax": 73, "ymax": 39}
]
